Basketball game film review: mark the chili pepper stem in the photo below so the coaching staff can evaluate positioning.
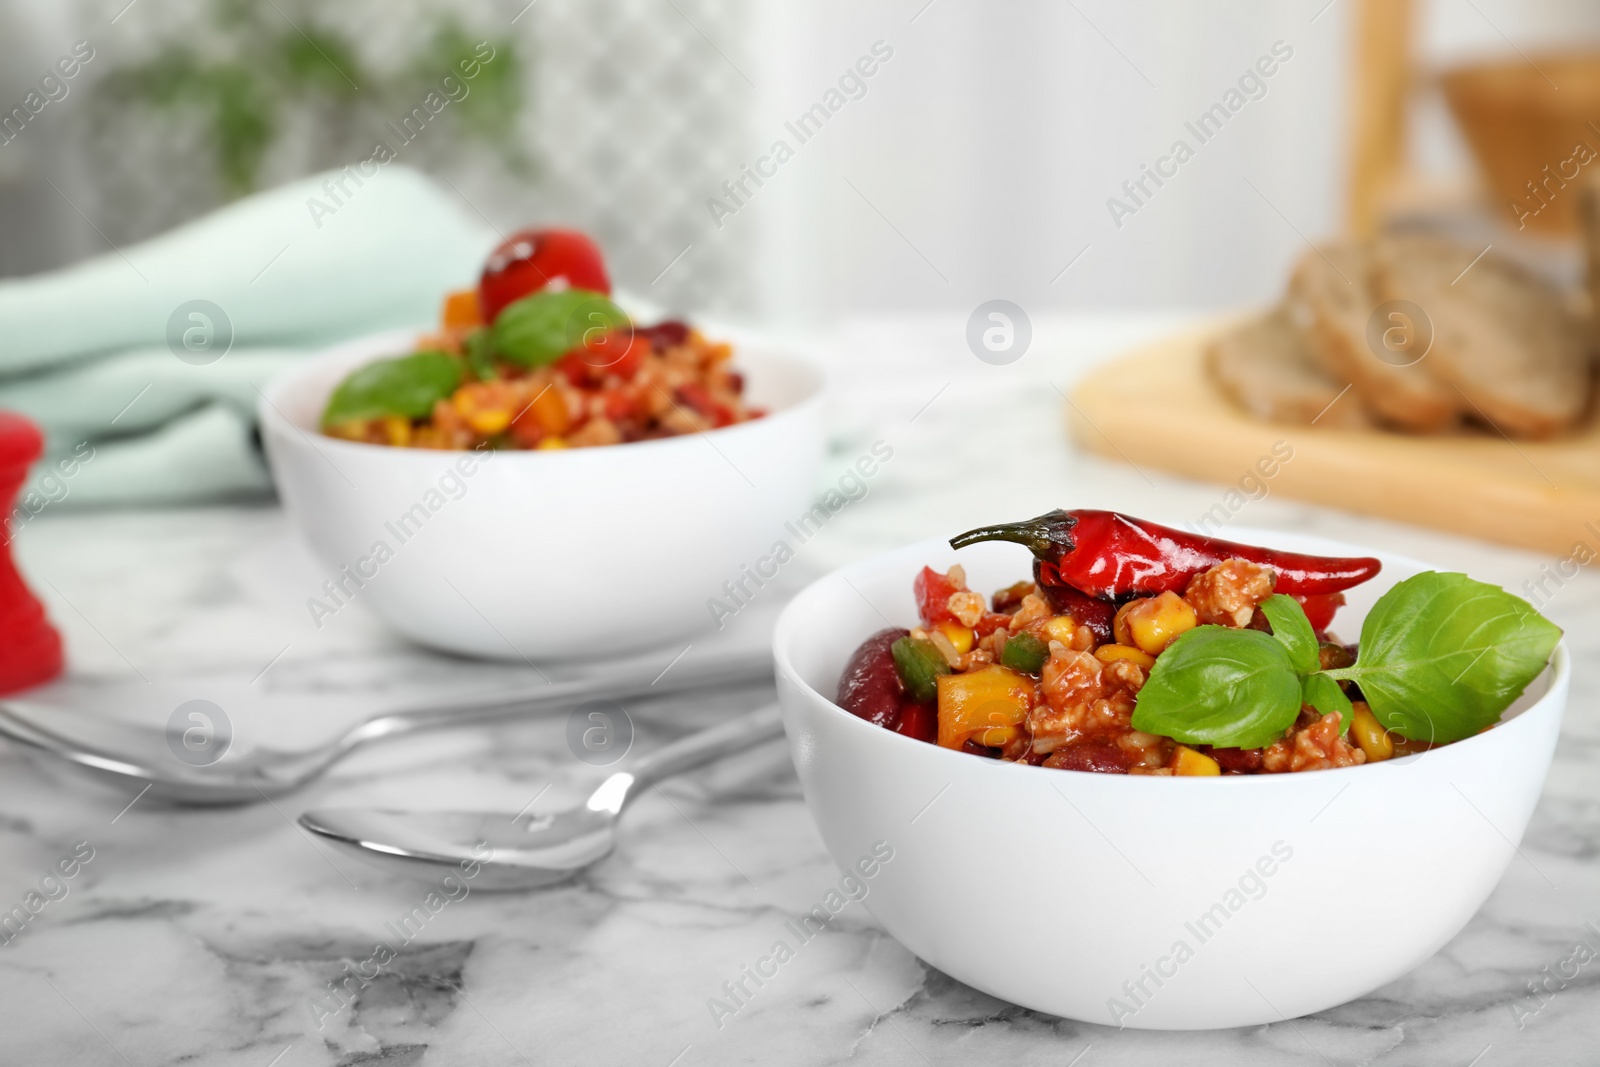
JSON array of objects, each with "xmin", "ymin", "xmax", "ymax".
[{"xmin": 949, "ymin": 510, "xmax": 1078, "ymax": 562}]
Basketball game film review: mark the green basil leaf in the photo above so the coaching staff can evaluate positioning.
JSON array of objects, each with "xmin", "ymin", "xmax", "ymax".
[
  {"xmin": 1335, "ymin": 572, "xmax": 1561, "ymax": 744},
  {"xmin": 1259, "ymin": 593, "xmax": 1319, "ymax": 674},
  {"xmin": 321, "ymin": 350, "xmax": 463, "ymax": 427},
  {"xmin": 1300, "ymin": 672, "xmax": 1353, "ymax": 734},
  {"xmin": 463, "ymin": 328, "xmax": 496, "ymax": 381},
  {"xmin": 1131, "ymin": 626, "xmax": 1303, "ymax": 749},
  {"xmin": 491, "ymin": 289, "xmax": 628, "ymax": 368}
]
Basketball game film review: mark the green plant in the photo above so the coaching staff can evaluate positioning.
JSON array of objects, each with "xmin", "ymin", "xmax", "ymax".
[{"xmin": 93, "ymin": 0, "xmax": 526, "ymax": 196}]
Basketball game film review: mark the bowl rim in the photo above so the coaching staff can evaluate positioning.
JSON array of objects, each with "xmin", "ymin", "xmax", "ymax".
[
  {"xmin": 257, "ymin": 325, "xmax": 829, "ymax": 464},
  {"xmin": 772, "ymin": 531, "xmax": 1570, "ymax": 788}
]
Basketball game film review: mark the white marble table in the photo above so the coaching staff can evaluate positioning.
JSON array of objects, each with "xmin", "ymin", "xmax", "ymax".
[{"xmin": 2, "ymin": 316, "xmax": 1597, "ymax": 1065}]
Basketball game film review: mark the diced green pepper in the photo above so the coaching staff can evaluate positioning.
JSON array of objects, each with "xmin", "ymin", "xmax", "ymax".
[
  {"xmin": 321, "ymin": 350, "xmax": 463, "ymax": 428},
  {"xmin": 1000, "ymin": 632, "xmax": 1049, "ymax": 674},
  {"xmin": 891, "ymin": 636, "xmax": 950, "ymax": 704}
]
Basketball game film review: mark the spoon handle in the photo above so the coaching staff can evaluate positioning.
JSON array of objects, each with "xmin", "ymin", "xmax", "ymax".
[
  {"xmin": 605, "ymin": 703, "xmax": 785, "ymax": 812},
  {"xmin": 335, "ymin": 649, "xmax": 772, "ymax": 756}
]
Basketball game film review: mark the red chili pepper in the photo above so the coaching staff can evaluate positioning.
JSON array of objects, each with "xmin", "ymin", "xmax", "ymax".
[
  {"xmin": 1295, "ymin": 591, "xmax": 1346, "ymax": 632},
  {"xmin": 951, "ymin": 510, "xmax": 1381, "ymax": 598}
]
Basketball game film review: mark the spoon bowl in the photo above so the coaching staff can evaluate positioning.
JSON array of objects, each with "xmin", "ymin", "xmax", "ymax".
[
  {"xmin": 301, "ymin": 808, "xmax": 618, "ymax": 891},
  {"xmin": 300, "ymin": 703, "xmax": 784, "ymax": 888}
]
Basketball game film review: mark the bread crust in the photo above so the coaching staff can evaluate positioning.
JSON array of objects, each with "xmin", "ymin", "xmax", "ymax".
[
  {"xmin": 1288, "ymin": 242, "xmax": 1461, "ymax": 432},
  {"xmin": 1206, "ymin": 306, "xmax": 1370, "ymax": 429},
  {"xmin": 1371, "ymin": 233, "xmax": 1592, "ymax": 439}
]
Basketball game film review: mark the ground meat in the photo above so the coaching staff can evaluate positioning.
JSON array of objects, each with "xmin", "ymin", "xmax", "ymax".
[
  {"xmin": 1261, "ymin": 711, "xmax": 1366, "ymax": 772},
  {"xmin": 1029, "ymin": 648, "xmax": 1144, "ymax": 754},
  {"xmin": 1008, "ymin": 593, "xmax": 1052, "ymax": 633},
  {"xmin": 1184, "ymin": 558, "xmax": 1277, "ymax": 627},
  {"xmin": 947, "ymin": 591, "xmax": 986, "ymax": 627}
]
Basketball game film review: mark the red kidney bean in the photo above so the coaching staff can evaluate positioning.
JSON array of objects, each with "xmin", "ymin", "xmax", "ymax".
[
  {"xmin": 1044, "ymin": 742, "xmax": 1133, "ymax": 774},
  {"xmin": 1034, "ymin": 565, "xmax": 1117, "ymax": 644},
  {"xmin": 638, "ymin": 320, "xmax": 690, "ymax": 351},
  {"xmin": 1204, "ymin": 746, "xmax": 1264, "ymax": 773},
  {"xmin": 837, "ymin": 628, "xmax": 909, "ymax": 728}
]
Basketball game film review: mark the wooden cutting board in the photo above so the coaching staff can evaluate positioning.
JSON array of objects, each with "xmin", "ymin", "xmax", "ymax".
[{"xmin": 1067, "ymin": 317, "xmax": 1600, "ymax": 555}]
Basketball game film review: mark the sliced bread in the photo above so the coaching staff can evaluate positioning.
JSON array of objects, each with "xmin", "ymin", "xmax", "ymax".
[
  {"xmin": 1288, "ymin": 242, "xmax": 1461, "ymax": 432},
  {"xmin": 1372, "ymin": 233, "xmax": 1592, "ymax": 438},
  {"xmin": 1206, "ymin": 305, "xmax": 1370, "ymax": 428}
]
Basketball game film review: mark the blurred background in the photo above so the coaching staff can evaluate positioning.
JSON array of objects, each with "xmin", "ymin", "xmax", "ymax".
[{"xmin": 4, "ymin": 0, "xmax": 1600, "ymax": 325}]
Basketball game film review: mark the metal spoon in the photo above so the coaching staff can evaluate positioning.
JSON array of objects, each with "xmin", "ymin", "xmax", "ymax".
[
  {"xmin": 0, "ymin": 651, "xmax": 770, "ymax": 806},
  {"xmin": 300, "ymin": 703, "xmax": 785, "ymax": 889}
]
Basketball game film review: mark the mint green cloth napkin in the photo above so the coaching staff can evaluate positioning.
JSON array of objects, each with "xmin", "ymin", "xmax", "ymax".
[{"xmin": 0, "ymin": 166, "xmax": 497, "ymax": 506}]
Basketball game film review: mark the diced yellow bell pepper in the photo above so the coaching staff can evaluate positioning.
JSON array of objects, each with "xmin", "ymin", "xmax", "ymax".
[
  {"xmin": 441, "ymin": 288, "xmax": 482, "ymax": 331},
  {"xmin": 531, "ymin": 385, "xmax": 571, "ymax": 436},
  {"xmin": 1349, "ymin": 702, "xmax": 1394, "ymax": 761},
  {"xmin": 936, "ymin": 619, "xmax": 975, "ymax": 655},
  {"xmin": 1094, "ymin": 643, "xmax": 1155, "ymax": 669},
  {"xmin": 936, "ymin": 665, "xmax": 1033, "ymax": 750},
  {"xmin": 1173, "ymin": 746, "xmax": 1221, "ymax": 776}
]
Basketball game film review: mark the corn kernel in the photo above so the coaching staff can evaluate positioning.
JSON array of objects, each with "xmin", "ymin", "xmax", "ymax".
[
  {"xmin": 1041, "ymin": 615, "xmax": 1078, "ymax": 645},
  {"xmin": 1173, "ymin": 746, "xmax": 1221, "ymax": 776},
  {"xmin": 1113, "ymin": 602, "xmax": 1135, "ymax": 646},
  {"xmin": 382, "ymin": 416, "xmax": 412, "ymax": 447},
  {"xmin": 1095, "ymin": 643, "xmax": 1156, "ymax": 669},
  {"xmin": 1121, "ymin": 592, "xmax": 1198, "ymax": 656},
  {"xmin": 936, "ymin": 620, "xmax": 974, "ymax": 655},
  {"xmin": 536, "ymin": 436, "xmax": 567, "ymax": 450},
  {"xmin": 1350, "ymin": 702, "xmax": 1394, "ymax": 762},
  {"xmin": 467, "ymin": 408, "xmax": 511, "ymax": 435}
]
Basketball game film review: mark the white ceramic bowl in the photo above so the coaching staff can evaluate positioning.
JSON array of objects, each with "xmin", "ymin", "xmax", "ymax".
[
  {"xmin": 773, "ymin": 530, "xmax": 1567, "ymax": 1030},
  {"xmin": 261, "ymin": 328, "xmax": 826, "ymax": 660}
]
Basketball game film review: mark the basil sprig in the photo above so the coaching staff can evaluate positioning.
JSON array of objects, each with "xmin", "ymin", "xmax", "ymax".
[
  {"xmin": 1324, "ymin": 573, "xmax": 1561, "ymax": 744},
  {"xmin": 1132, "ymin": 577, "xmax": 1559, "ymax": 750}
]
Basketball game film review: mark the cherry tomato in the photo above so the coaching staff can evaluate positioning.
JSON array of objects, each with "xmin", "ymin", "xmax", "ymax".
[{"xmin": 478, "ymin": 228, "xmax": 610, "ymax": 324}]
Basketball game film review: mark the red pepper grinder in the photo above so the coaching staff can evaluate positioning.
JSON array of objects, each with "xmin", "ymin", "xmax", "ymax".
[{"xmin": 0, "ymin": 412, "xmax": 63, "ymax": 694}]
